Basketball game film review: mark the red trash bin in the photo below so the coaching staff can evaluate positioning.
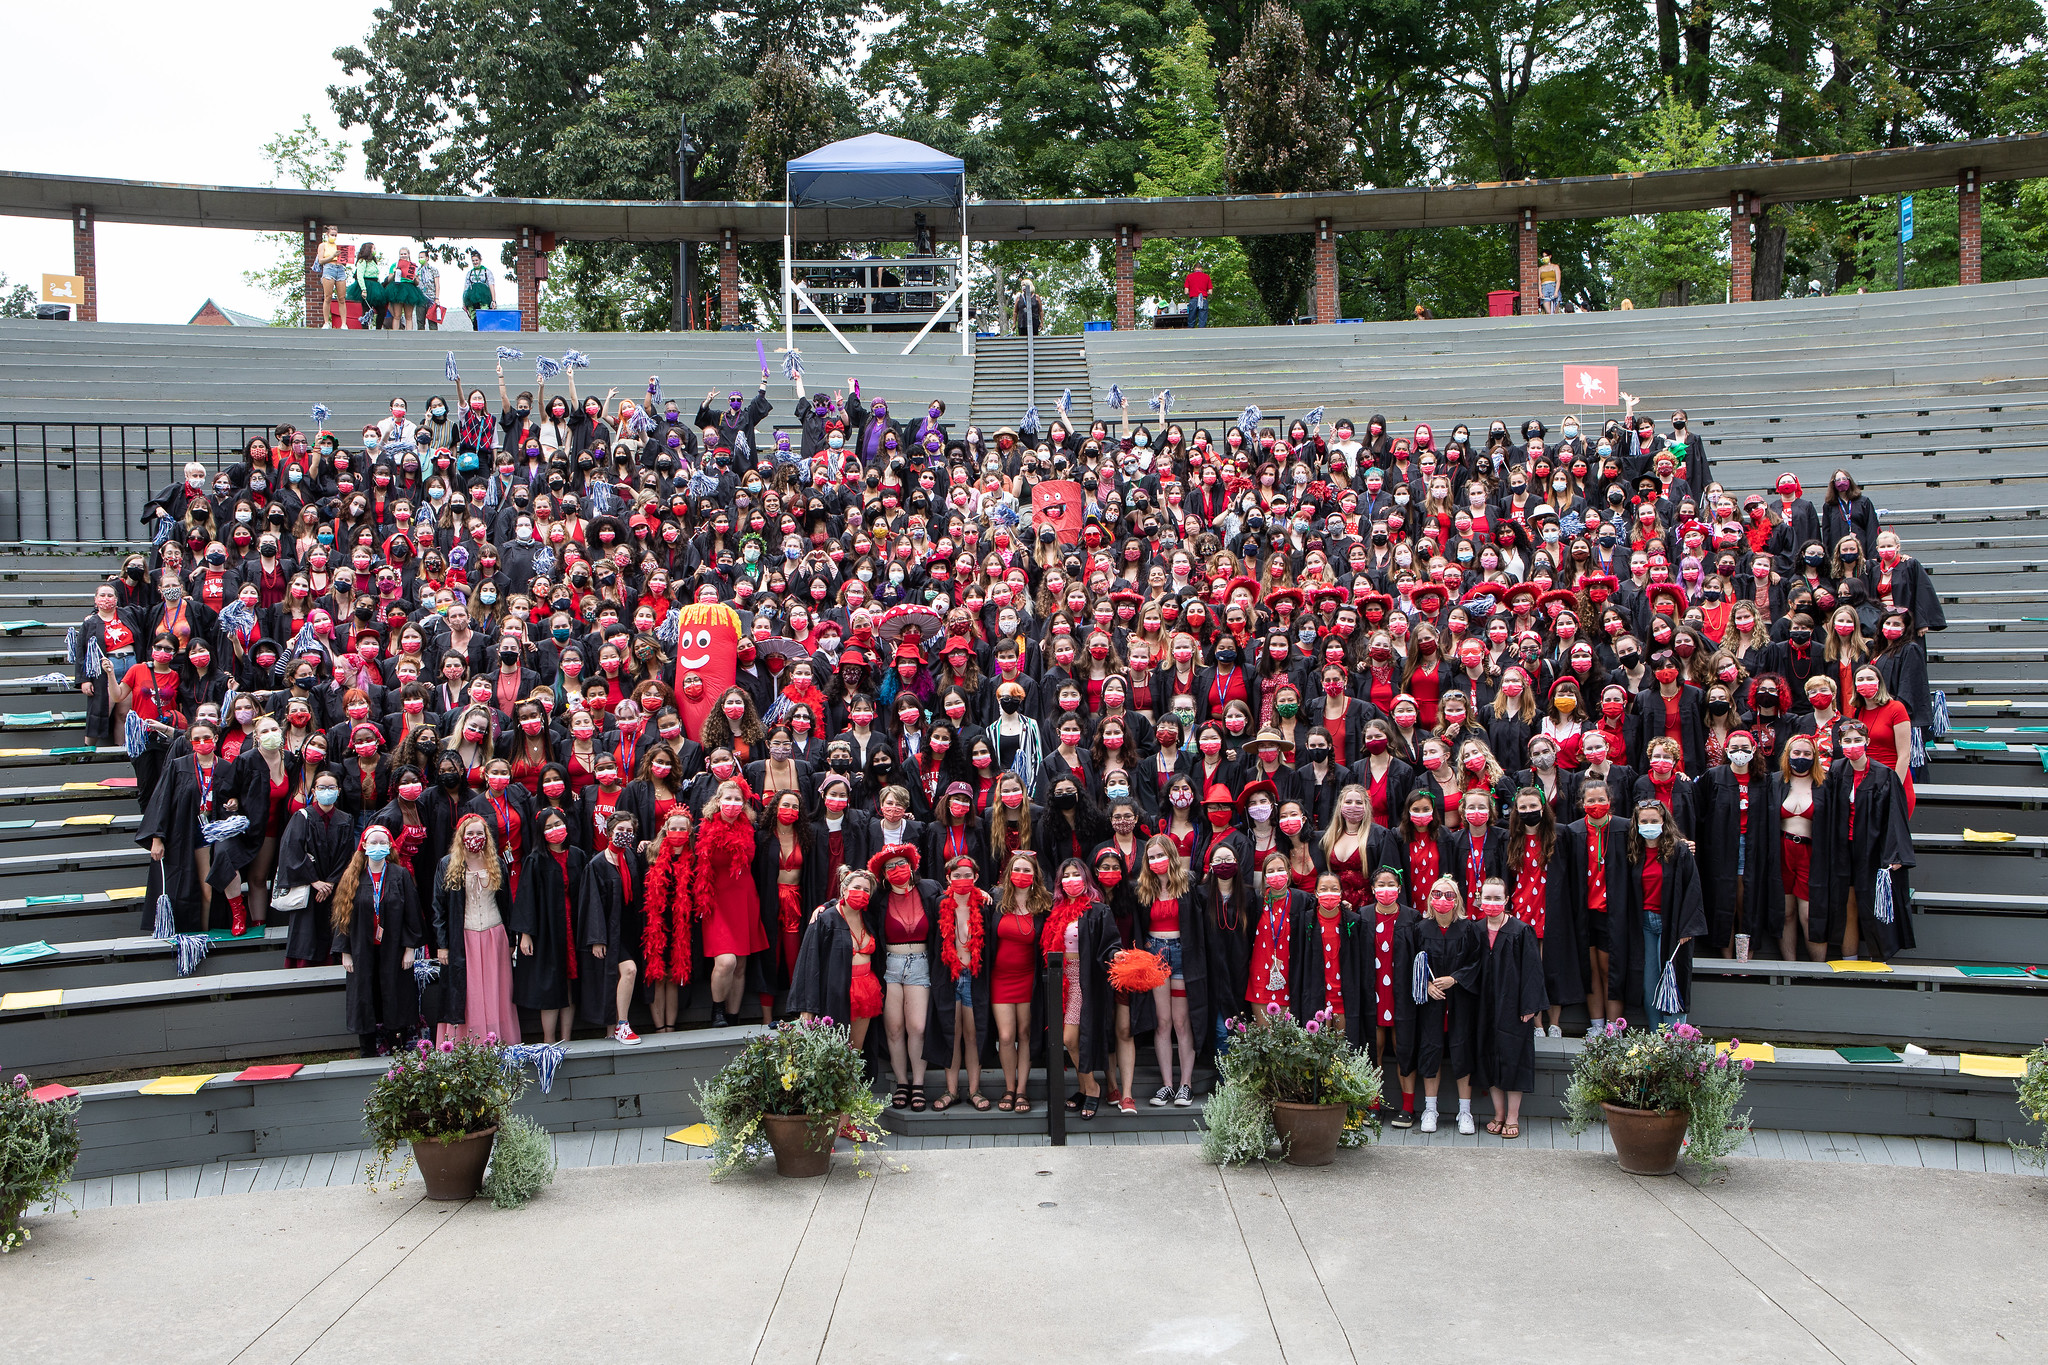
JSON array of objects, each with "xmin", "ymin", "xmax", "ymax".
[{"xmin": 1487, "ymin": 289, "xmax": 1519, "ymax": 318}]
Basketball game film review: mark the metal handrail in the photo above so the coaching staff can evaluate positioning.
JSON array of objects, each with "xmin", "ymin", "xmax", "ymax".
[{"xmin": 0, "ymin": 422, "xmax": 272, "ymax": 544}]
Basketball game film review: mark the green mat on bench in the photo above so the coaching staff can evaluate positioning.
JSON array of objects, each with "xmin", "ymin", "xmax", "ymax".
[
  {"xmin": 204, "ymin": 927, "xmax": 268, "ymax": 942},
  {"xmin": 46, "ymin": 746, "xmax": 97, "ymax": 756},
  {"xmin": 1835, "ymin": 1046, "xmax": 1903, "ymax": 1064},
  {"xmin": 1955, "ymin": 964, "xmax": 2030, "ymax": 977},
  {"xmin": 1952, "ymin": 740, "xmax": 2010, "ymax": 752},
  {"xmin": 23, "ymin": 893, "xmax": 84, "ymax": 905},
  {"xmin": 0, "ymin": 941, "xmax": 57, "ymax": 964},
  {"xmin": 0, "ymin": 621, "xmax": 45, "ymax": 634}
]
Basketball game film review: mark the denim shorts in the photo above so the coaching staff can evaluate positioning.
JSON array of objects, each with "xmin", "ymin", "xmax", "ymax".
[
  {"xmin": 322, "ymin": 263, "xmax": 348, "ymax": 282},
  {"xmin": 954, "ymin": 972, "xmax": 974, "ymax": 1008},
  {"xmin": 884, "ymin": 950, "xmax": 931, "ymax": 988},
  {"xmin": 1147, "ymin": 935, "xmax": 1185, "ymax": 979}
]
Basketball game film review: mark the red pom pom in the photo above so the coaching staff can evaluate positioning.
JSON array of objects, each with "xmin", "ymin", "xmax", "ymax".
[{"xmin": 1108, "ymin": 948, "xmax": 1171, "ymax": 994}]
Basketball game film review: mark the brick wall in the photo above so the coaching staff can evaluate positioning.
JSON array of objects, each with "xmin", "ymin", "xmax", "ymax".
[
  {"xmin": 1517, "ymin": 209, "xmax": 1539, "ymax": 315},
  {"xmin": 1730, "ymin": 193, "xmax": 1754, "ymax": 303},
  {"xmin": 71, "ymin": 206, "xmax": 97, "ymax": 322},
  {"xmin": 1959, "ymin": 171, "xmax": 1982, "ymax": 287},
  {"xmin": 1113, "ymin": 226, "xmax": 1139, "ymax": 330},
  {"xmin": 719, "ymin": 232, "xmax": 740, "ymax": 328},
  {"xmin": 303, "ymin": 222, "xmax": 323, "ymax": 327},
  {"xmin": 516, "ymin": 228, "xmax": 540, "ymax": 331},
  {"xmin": 1313, "ymin": 220, "xmax": 1337, "ymax": 323}
]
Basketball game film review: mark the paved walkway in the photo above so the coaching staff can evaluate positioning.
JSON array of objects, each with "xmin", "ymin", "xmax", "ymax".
[
  {"xmin": 10, "ymin": 1145, "xmax": 2047, "ymax": 1364},
  {"xmin": 29, "ymin": 1116, "xmax": 2035, "ymax": 1213}
]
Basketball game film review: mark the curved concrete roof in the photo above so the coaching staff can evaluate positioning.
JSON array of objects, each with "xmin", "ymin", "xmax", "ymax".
[{"xmin": 3, "ymin": 133, "xmax": 2041, "ymax": 244}]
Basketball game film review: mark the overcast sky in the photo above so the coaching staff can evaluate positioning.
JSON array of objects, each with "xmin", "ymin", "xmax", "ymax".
[{"xmin": 0, "ymin": 1, "xmax": 503, "ymax": 325}]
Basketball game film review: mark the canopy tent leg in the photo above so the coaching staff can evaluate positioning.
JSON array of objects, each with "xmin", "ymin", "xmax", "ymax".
[
  {"xmin": 789, "ymin": 279, "xmax": 860, "ymax": 354},
  {"xmin": 900, "ymin": 281, "xmax": 970, "ymax": 355}
]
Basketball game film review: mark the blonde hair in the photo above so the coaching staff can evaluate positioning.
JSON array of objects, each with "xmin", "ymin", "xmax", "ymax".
[
  {"xmin": 1318, "ymin": 783, "xmax": 1373, "ymax": 860},
  {"xmin": 1135, "ymin": 834, "xmax": 1190, "ymax": 901},
  {"xmin": 443, "ymin": 814, "xmax": 502, "ymax": 891}
]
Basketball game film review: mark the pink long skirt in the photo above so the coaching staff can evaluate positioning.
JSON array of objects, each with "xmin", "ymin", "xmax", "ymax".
[{"xmin": 437, "ymin": 923, "xmax": 522, "ymax": 1046}]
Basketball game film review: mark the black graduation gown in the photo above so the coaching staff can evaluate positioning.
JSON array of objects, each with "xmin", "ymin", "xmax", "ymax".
[
  {"xmin": 135, "ymin": 754, "xmax": 235, "ymax": 933},
  {"xmin": 1810, "ymin": 761, "xmax": 1916, "ymax": 959},
  {"xmin": 1447, "ymin": 824, "xmax": 1508, "ymax": 908},
  {"xmin": 1636, "ymin": 684, "xmax": 1709, "ymax": 776},
  {"xmin": 507, "ymin": 844, "xmax": 587, "ymax": 1010},
  {"xmin": 1074, "ymin": 900, "xmax": 1123, "ymax": 1071},
  {"xmin": 278, "ymin": 804, "xmax": 356, "ymax": 961},
  {"xmin": 1391, "ymin": 830, "xmax": 1460, "ymax": 902},
  {"xmin": 332, "ymin": 864, "xmax": 425, "ymax": 1037},
  {"xmin": 1564, "ymin": 817, "xmax": 1630, "ymax": 955},
  {"xmin": 1504, "ymin": 826, "xmax": 1586, "ymax": 1008},
  {"xmin": 1287, "ymin": 905, "xmax": 1372, "ymax": 1045},
  {"xmin": 1692, "ymin": 766, "xmax": 1783, "ymax": 952},
  {"xmin": 1607, "ymin": 841, "xmax": 1709, "ymax": 1013},
  {"xmin": 1461, "ymin": 915, "xmax": 1546, "ymax": 1092},
  {"xmin": 1392, "ymin": 913, "xmax": 1476, "ymax": 1078},
  {"xmin": 787, "ymin": 897, "xmax": 873, "ymax": 1025},
  {"xmin": 577, "ymin": 849, "xmax": 643, "ymax": 1026},
  {"xmin": 1631, "ymin": 774, "xmax": 1699, "ymax": 841},
  {"xmin": 75, "ymin": 608, "xmax": 148, "ymax": 742},
  {"xmin": 427, "ymin": 855, "xmax": 514, "ymax": 1028},
  {"xmin": 1203, "ymin": 878, "xmax": 1258, "ymax": 1029}
]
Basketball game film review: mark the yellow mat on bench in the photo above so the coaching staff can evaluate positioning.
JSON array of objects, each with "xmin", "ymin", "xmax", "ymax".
[
  {"xmin": 138, "ymin": 1073, "xmax": 217, "ymax": 1096},
  {"xmin": 1958, "ymin": 1054, "xmax": 2027, "ymax": 1079},
  {"xmin": 0, "ymin": 989, "xmax": 62, "ymax": 1010}
]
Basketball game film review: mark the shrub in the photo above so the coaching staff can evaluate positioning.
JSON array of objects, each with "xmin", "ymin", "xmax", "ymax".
[
  {"xmin": 2012, "ymin": 1044, "xmax": 2048, "ymax": 1168},
  {"xmin": 363, "ymin": 1036, "xmax": 527, "ymax": 1190},
  {"xmin": 1563, "ymin": 1020, "xmax": 1753, "ymax": 1175},
  {"xmin": 693, "ymin": 1019, "xmax": 886, "ymax": 1180},
  {"xmin": 1, "ymin": 1074, "xmax": 81, "ymax": 1252},
  {"xmin": 1200, "ymin": 1006, "xmax": 1383, "ymax": 1165},
  {"xmin": 482, "ymin": 1114, "xmax": 558, "ymax": 1209}
]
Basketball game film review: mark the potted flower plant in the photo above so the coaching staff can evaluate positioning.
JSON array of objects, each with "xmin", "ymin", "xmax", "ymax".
[
  {"xmin": 363, "ymin": 1036, "xmax": 528, "ymax": 1198},
  {"xmin": 1200, "ymin": 1005, "xmax": 1383, "ymax": 1167},
  {"xmin": 2014, "ymin": 1044, "xmax": 2048, "ymax": 1168},
  {"xmin": 1, "ymin": 1074, "xmax": 81, "ymax": 1252},
  {"xmin": 1563, "ymin": 1020, "xmax": 1752, "ymax": 1175},
  {"xmin": 694, "ymin": 1019, "xmax": 885, "ymax": 1179}
]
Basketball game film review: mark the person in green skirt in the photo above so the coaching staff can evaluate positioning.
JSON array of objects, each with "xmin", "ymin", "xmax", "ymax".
[
  {"xmin": 462, "ymin": 248, "xmax": 495, "ymax": 325},
  {"xmin": 385, "ymin": 248, "xmax": 427, "ymax": 330},
  {"xmin": 347, "ymin": 242, "xmax": 385, "ymax": 329}
]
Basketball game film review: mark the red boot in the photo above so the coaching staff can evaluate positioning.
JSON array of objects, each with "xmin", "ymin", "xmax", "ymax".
[{"xmin": 229, "ymin": 895, "xmax": 248, "ymax": 938}]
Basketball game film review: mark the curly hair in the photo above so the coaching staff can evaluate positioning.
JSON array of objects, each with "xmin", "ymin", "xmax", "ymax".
[{"xmin": 697, "ymin": 686, "xmax": 765, "ymax": 754}]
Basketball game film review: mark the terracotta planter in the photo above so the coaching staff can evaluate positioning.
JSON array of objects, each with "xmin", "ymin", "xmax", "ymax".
[
  {"xmin": 761, "ymin": 1112, "xmax": 839, "ymax": 1178},
  {"xmin": 1271, "ymin": 1101, "xmax": 1347, "ymax": 1166},
  {"xmin": 1601, "ymin": 1103, "xmax": 1690, "ymax": 1175},
  {"xmin": 410, "ymin": 1127, "xmax": 498, "ymax": 1200}
]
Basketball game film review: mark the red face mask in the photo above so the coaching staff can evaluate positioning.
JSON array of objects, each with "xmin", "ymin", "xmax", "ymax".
[
  {"xmin": 489, "ymin": 773, "xmax": 514, "ymax": 792},
  {"xmin": 1373, "ymin": 885, "xmax": 1401, "ymax": 905},
  {"xmin": 886, "ymin": 864, "xmax": 914, "ymax": 888},
  {"xmin": 824, "ymin": 795, "xmax": 849, "ymax": 814},
  {"xmin": 544, "ymin": 824, "xmax": 570, "ymax": 845},
  {"xmin": 540, "ymin": 777, "xmax": 564, "ymax": 796},
  {"xmin": 1096, "ymin": 867, "xmax": 1122, "ymax": 888},
  {"xmin": 1009, "ymin": 870, "xmax": 1035, "ymax": 888},
  {"xmin": 843, "ymin": 887, "xmax": 870, "ymax": 911}
]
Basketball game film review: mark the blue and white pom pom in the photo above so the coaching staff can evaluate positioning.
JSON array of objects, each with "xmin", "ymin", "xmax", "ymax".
[
  {"xmin": 200, "ymin": 815, "xmax": 250, "ymax": 845},
  {"xmin": 502, "ymin": 1041, "xmax": 567, "ymax": 1093},
  {"xmin": 782, "ymin": 348, "xmax": 804, "ymax": 381},
  {"xmin": 1652, "ymin": 957, "xmax": 1684, "ymax": 1016},
  {"xmin": 536, "ymin": 356, "xmax": 563, "ymax": 381},
  {"xmin": 561, "ymin": 349, "xmax": 591, "ymax": 370},
  {"xmin": 1058, "ymin": 387, "xmax": 1073, "ymax": 413},
  {"xmin": 153, "ymin": 893, "xmax": 176, "ymax": 941},
  {"xmin": 1020, "ymin": 406, "xmax": 1040, "ymax": 436},
  {"xmin": 412, "ymin": 955, "xmax": 442, "ymax": 990},
  {"xmin": 1150, "ymin": 389, "xmax": 1174, "ymax": 414},
  {"xmin": 1105, "ymin": 383, "xmax": 1126, "ymax": 411},
  {"xmin": 1238, "ymin": 405, "xmax": 1262, "ymax": 436},
  {"xmin": 175, "ymin": 933, "xmax": 211, "ymax": 978},
  {"xmin": 496, "ymin": 346, "xmax": 524, "ymax": 361},
  {"xmin": 1302, "ymin": 405, "xmax": 1325, "ymax": 427},
  {"xmin": 1411, "ymin": 950, "xmax": 1431, "ymax": 1005},
  {"xmin": 311, "ymin": 403, "xmax": 330, "ymax": 426},
  {"xmin": 444, "ymin": 352, "xmax": 460, "ymax": 382}
]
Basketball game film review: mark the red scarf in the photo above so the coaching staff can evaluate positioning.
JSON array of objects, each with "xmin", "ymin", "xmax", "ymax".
[
  {"xmin": 941, "ymin": 885, "xmax": 988, "ymax": 977},
  {"xmin": 1041, "ymin": 895, "xmax": 1090, "ymax": 960},
  {"xmin": 641, "ymin": 830, "xmax": 699, "ymax": 983}
]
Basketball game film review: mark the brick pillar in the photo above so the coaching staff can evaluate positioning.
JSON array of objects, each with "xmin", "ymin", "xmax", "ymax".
[
  {"xmin": 1517, "ymin": 208, "xmax": 1539, "ymax": 315},
  {"xmin": 71, "ymin": 205, "xmax": 97, "ymax": 322},
  {"xmin": 302, "ymin": 220, "xmax": 324, "ymax": 327},
  {"xmin": 718, "ymin": 228, "xmax": 740, "ymax": 329},
  {"xmin": 1730, "ymin": 192, "xmax": 1755, "ymax": 303},
  {"xmin": 516, "ymin": 227, "xmax": 540, "ymax": 331},
  {"xmin": 1313, "ymin": 218, "xmax": 1338, "ymax": 324},
  {"xmin": 1959, "ymin": 168, "xmax": 1982, "ymax": 287},
  {"xmin": 1114, "ymin": 224, "xmax": 1138, "ymax": 330}
]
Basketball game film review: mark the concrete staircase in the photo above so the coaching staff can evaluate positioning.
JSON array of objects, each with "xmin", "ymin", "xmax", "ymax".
[{"xmin": 970, "ymin": 334, "xmax": 1094, "ymax": 433}]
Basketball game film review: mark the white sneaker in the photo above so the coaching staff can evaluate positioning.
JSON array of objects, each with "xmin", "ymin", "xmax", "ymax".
[
  {"xmin": 1173, "ymin": 1085, "xmax": 1193, "ymax": 1107},
  {"xmin": 613, "ymin": 1021, "xmax": 641, "ymax": 1045},
  {"xmin": 1546, "ymin": 1024, "xmax": 1562, "ymax": 1039},
  {"xmin": 1585, "ymin": 1021, "xmax": 1605, "ymax": 1040},
  {"xmin": 1420, "ymin": 1110, "xmax": 1438, "ymax": 1134},
  {"xmin": 1150, "ymin": 1086, "xmax": 1172, "ymax": 1107},
  {"xmin": 1456, "ymin": 1111, "xmax": 1476, "ymax": 1136}
]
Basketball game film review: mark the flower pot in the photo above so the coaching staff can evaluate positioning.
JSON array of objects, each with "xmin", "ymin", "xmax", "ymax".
[
  {"xmin": 761, "ymin": 1112, "xmax": 839, "ymax": 1177},
  {"xmin": 410, "ymin": 1127, "xmax": 498, "ymax": 1200},
  {"xmin": 1271, "ymin": 1101, "xmax": 1346, "ymax": 1166},
  {"xmin": 1601, "ymin": 1103, "xmax": 1690, "ymax": 1176}
]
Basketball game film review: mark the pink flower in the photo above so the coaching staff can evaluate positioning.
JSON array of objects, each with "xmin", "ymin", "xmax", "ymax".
[
  {"xmin": 820, "ymin": 1016, "xmax": 834, "ymax": 1027},
  {"xmin": 11, "ymin": 1074, "xmax": 25, "ymax": 1089},
  {"xmin": 484, "ymin": 1032, "xmax": 498, "ymax": 1045},
  {"xmin": 438, "ymin": 1040, "xmax": 455, "ymax": 1052},
  {"xmin": 1613, "ymin": 1017, "xmax": 1627, "ymax": 1032},
  {"xmin": 1305, "ymin": 1020, "xmax": 1321, "ymax": 1034},
  {"xmin": 1741, "ymin": 1058, "xmax": 1754, "ymax": 1071},
  {"xmin": 1266, "ymin": 1002, "xmax": 1283, "ymax": 1016}
]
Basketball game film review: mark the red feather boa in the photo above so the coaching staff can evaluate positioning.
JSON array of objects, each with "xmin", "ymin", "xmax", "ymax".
[
  {"xmin": 640, "ymin": 829, "xmax": 699, "ymax": 983},
  {"xmin": 1041, "ymin": 894, "xmax": 1090, "ymax": 962},
  {"xmin": 940, "ymin": 885, "xmax": 988, "ymax": 978}
]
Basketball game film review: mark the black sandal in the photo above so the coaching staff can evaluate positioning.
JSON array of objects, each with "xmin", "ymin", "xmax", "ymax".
[
  {"xmin": 968, "ymin": 1092, "xmax": 993, "ymax": 1111},
  {"xmin": 930, "ymin": 1089, "xmax": 956, "ymax": 1112},
  {"xmin": 909, "ymin": 1085, "xmax": 927, "ymax": 1112},
  {"xmin": 892, "ymin": 1084, "xmax": 910, "ymax": 1110},
  {"xmin": 1065, "ymin": 1094, "xmax": 1082, "ymax": 1112},
  {"xmin": 1080, "ymin": 1095, "xmax": 1100, "ymax": 1120}
]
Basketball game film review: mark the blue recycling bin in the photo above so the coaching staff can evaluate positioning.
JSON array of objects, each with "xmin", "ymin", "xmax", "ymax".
[{"xmin": 475, "ymin": 309, "xmax": 522, "ymax": 332}]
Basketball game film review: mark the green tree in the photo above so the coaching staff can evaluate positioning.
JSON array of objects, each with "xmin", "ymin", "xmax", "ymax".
[
  {"xmin": 1604, "ymin": 85, "xmax": 1731, "ymax": 306},
  {"xmin": 1223, "ymin": 2, "xmax": 1347, "ymax": 324},
  {"xmin": 1133, "ymin": 16, "xmax": 1261, "ymax": 324},
  {"xmin": 242, "ymin": 115, "xmax": 349, "ymax": 325},
  {"xmin": 0, "ymin": 272, "xmax": 36, "ymax": 319}
]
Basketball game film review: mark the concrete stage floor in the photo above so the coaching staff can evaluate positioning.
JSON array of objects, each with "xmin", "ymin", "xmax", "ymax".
[{"xmin": 8, "ymin": 1145, "xmax": 2046, "ymax": 1363}]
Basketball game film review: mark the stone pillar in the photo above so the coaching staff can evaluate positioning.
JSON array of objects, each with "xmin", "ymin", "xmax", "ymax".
[
  {"xmin": 1517, "ymin": 207, "xmax": 1539, "ymax": 315},
  {"xmin": 1959, "ymin": 168, "xmax": 1982, "ymax": 287},
  {"xmin": 516, "ymin": 227, "xmax": 541, "ymax": 331},
  {"xmin": 302, "ymin": 220, "xmax": 324, "ymax": 327},
  {"xmin": 719, "ymin": 228, "xmax": 740, "ymax": 329},
  {"xmin": 1114, "ymin": 224, "xmax": 1138, "ymax": 330},
  {"xmin": 1313, "ymin": 218, "xmax": 1338, "ymax": 324},
  {"xmin": 1730, "ymin": 192, "xmax": 1755, "ymax": 303},
  {"xmin": 71, "ymin": 205, "xmax": 97, "ymax": 322}
]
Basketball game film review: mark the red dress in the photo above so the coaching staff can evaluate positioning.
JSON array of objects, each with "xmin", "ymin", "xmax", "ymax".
[
  {"xmin": 1331, "ymin": 839, "xmax": 1369, "ymax": 908},
  {"xmin": 699, "ymin": 816, "xmax": 768, "ymax": 957},
  {"xmin": 1245, "ymin": 897, "xmax": 1292, "ymax": 1013},
  {"xmin": 992, "ymin": 912, "xmax": 1037, "ymax": 1004},
  {"xmin": 1372, "ymin": 911, "xmax": 1399, "ymax": 1025},
  {"xmin": 1511, "ymin": 833, "xmax": 1548, "ymax": 937}
]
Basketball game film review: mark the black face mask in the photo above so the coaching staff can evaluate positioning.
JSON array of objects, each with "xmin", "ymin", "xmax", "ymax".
[
  {"xmin": 1790, "ymin": 629, "xmax": 1812, "ymax": 646},
  {"xmin": 438, "ymin": 769, "xmax": 464, "ymax": 790},
  {"xmin": 999, "ymin": 695, "xmax": 1022, "ymax": 715},
  {"xmin": 1707, "ymin": 699, "xmax": 1730, "ymax": 716},
  {"xmin": 1617, "ymin": 651, "xmax": 1641, "ymax": 669},
  {"xmin": 829, "ymin": 757, "xmax": 853, "ymax": 773},
  {"xmin": 1307, "ymin": 747, "xmax": 1330, "ymax": 763},
  {"xmin": 1053, "ymin": 790, "xmax": 1078, "ymax": 811},
  {"xmin": 1788, "ymin": 754, "xmax": 1814, "ymax": 775}
]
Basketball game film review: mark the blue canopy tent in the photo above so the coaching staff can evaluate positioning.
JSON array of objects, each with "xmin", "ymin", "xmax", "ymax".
[{"xmin": 783, "ymin": 134, "xmax": 970, "ymax": 357}]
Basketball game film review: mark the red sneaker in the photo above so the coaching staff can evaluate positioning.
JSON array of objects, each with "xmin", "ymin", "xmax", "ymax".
[{"xmin": 612, "ymin": 1021, "xmax": 641, "ymax": 1045}]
